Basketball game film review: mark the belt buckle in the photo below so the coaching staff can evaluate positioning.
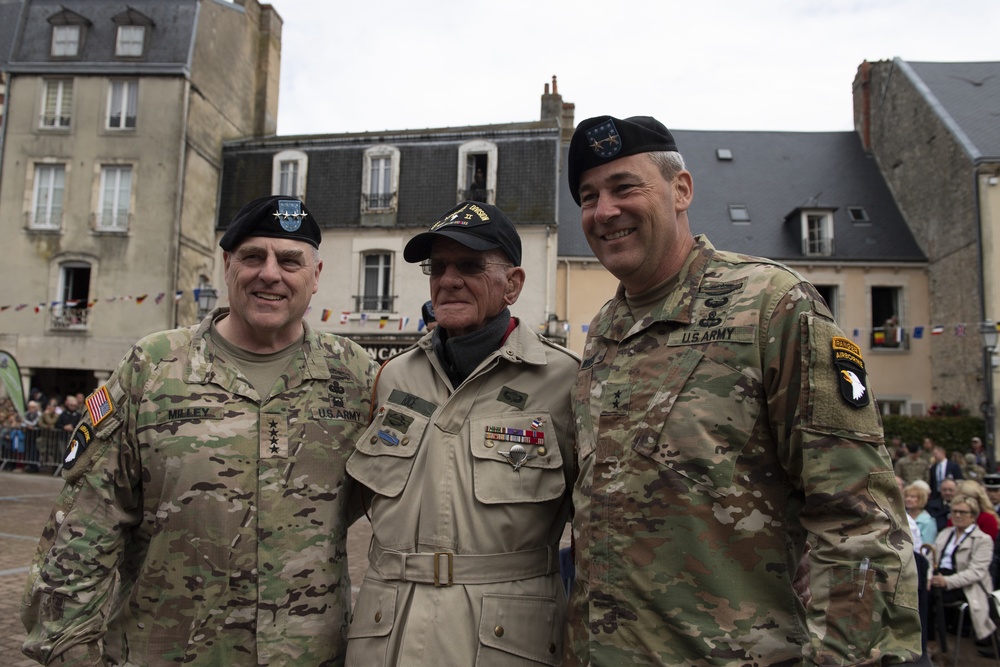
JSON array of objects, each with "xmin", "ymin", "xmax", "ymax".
[{"xmin": 433, "ymin": 552, "xmax": 453, "ymax": 587}]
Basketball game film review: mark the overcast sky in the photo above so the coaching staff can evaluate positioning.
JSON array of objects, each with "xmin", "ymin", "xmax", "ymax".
[{"xmin": 272, "ymin": 0, "xmax": 998, "ymax": 138}]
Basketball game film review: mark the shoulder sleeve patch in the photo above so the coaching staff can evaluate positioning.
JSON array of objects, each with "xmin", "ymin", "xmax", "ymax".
[{"xmin": 806, "ymin": 316, "xmax": 882, "ymax": 439}]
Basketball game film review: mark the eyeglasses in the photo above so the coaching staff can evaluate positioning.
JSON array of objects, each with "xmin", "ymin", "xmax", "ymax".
[
  {"xmin": 420, "ymin": 259, "xmax": 510, "ymax": 277},
  {"xmin": 951, "ymin": 509, "xmax": 975, "ymax": 516}
]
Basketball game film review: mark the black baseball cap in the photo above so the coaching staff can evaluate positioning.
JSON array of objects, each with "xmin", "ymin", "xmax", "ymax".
[
  {"xmin": 404, "ymin": 201, "xmax": 521, "ymax": 266},
  {"xmin": 219, "ymin": 195, "xmax": 321, "ymax": 251},
  {"xmin": 567, "ymin": 115, "xmax": 679, "ymax": 205}
]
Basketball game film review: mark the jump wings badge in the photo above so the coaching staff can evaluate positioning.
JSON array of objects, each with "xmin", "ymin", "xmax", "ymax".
[{"xmin": 832, "ymin": 336, "xmax": 870, "ymax": 408}]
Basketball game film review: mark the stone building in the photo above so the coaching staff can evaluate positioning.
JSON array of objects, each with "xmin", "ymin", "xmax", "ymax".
[
  {"xmin": 215, "ymin": 78, "xmax": 576, "ymax": 361},
  {"xmin": 0, "ymin": 0, "xmax": 281, "ymax": 398},
  {"xmin": 556, "ymin": 128, "xmax": 933, "ymax": 416},
  {"xmin": 854, "ymin": 59, "xmax": 1000, "ymax": 442}
]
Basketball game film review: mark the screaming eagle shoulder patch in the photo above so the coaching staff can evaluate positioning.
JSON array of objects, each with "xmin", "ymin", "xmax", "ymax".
[
  {"xmin": 831, "ymin": 336, "xmax": 870, "ymax": 408},
  {"xmin": 63, "ymin": 422, "xmax": 94, "ymax": 470}
]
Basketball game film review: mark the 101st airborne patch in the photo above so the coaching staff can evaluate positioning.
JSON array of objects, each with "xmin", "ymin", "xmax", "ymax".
[{"xmin": 831, "ymin": 336, "xmax": 870, "ymax": 408}]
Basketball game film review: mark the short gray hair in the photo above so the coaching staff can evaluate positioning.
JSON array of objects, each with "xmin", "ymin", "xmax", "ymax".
[{"xmin": 647, "ymin": 151, "xmax": 686, "ymax": 181}]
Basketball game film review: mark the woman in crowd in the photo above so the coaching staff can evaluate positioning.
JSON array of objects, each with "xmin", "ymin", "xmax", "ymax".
[
  {"xmin": 905, "ymin": 482, "xmax": 938, "ymax": 545},
  {"xmin": 957, "ymin": 479, "xmax": 1000, "ymax": 541},
  {"xmin": 930, "ymin": 494, "xmax": 996, "ymax": 643}
]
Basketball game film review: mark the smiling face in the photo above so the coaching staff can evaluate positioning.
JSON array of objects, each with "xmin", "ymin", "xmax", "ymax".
[
  {"xmin": 577, "ymin": 153, "xmax": 696, "ymax": 294},
  {"xmin": 219, "ymin": 236, "xmax": 321, "ymax": 352},
  {"xmin": 428, "ymin": 238, "xmax": 523, "ymax": 338}
]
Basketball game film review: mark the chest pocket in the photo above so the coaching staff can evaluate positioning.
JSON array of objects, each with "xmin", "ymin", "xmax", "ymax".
[
  {"xmin": 469, "ymin": 412, "xmax": 565, "ymax": 504},
  {"xmin": 601, "ymin": 346, "xmax": 761, "ymax": 495},
  {"xmin": 347, "ymin": 404, "xmax": 430, "ymax": 498}
]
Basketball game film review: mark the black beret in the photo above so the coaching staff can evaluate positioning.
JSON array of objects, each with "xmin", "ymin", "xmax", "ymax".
[
  {"xmin": 567, "ymin": 115, "xmax": 678, "ymax": 205},
  {"xmin": 404, "ymin": 201, "xmax": 522, "ymax": 266},
  {"xmin": 219, "ymin": 195, "xmax": 321, "ymax": 251}
]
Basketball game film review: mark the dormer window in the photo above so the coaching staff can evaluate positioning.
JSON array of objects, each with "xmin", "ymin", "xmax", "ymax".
[
  {"xmin": 457, "ymin": 140, "xmax": 497, "ymax": 204},
  {"xmin": 47, "ymin": 8, "xmax": 91, "ymax": 59},
  {"xmin": 801, "ymin": 210, "xmax": 834, "ymax": 256},
  {"xmin": 116, "ymin": 26, "xmax": 145, "ymax": 57},
  {"xmin": 112, "ymin": 8, "xmax": 154, "ymax": 59},
  {"xmin": 51, "ymin": 26, "xmax": 81, "ymax": 57}
]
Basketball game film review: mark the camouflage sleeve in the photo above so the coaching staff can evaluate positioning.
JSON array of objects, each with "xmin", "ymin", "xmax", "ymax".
[
  {"xmin": 765, "ymin": 282, "xmax": 921, "ymax": 665},
  {"xmin": 20, "ymin": 351, "xmax": 144, "ymax": 665}
]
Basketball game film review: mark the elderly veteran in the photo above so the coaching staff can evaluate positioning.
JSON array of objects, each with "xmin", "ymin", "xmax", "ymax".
[
  {"xmin": 345, "ymin": 201, "xmax": 579, "ymax": 666},
  {"xmin": 564, "ymin": 115, "xmax": 922, "ymax": 665},
  {"xmin": 22, "ymin": 196, "xmax": 378, "ymax": 666}
]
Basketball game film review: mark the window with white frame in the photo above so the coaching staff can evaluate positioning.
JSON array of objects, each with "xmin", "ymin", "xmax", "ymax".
[
  {"xmin": 362, "ymin": 146, "xmax": 399, "ymax": 213},
  {"xmin": 51, "ymin": 262, "xmax": 91, "ymax": 329},
  {"xmin": 115, "ymin": 25, "xmax": 145, "ymax": 57},
  {"xmin": 51, "ymin": 25, "xmax": 81, "ymax": 57},
  {"xmin": 457, "ymin": 140, "xmax": 497, "ymax": 204},
  {"xmin": 107, "ymin": 80, "xmax": 138, "ymax": 129},
  {"xmin": 41, "ymin": 79, "xmax": 73, "ymax": 128},
  {"xmin": 31, "ymin": 164, "xmax": 66, "ymax": 230},
  {"xmin": 800, "ymin": 210, "xmax": 834, "ymax": 256},
  {"xmin": 359, "ymin": 252, "xmax": 393, "ymax": 312},
  {"xmin": 271, "ymin": 150, "xmax": 307, "ymax": 198},
  {"xmin": 97, "ymin": 166, "xmax": 133, "ymax": 231}
]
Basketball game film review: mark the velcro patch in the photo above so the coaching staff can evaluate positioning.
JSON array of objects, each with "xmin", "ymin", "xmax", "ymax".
[
  {"xmin": 85, "ymin": 386, "xmax": 114, "ymax": 427},
  {"xmin": 497, "ymin": 386, "xmax": 528, "ymax": 409},
  {"xmin": 832, "ymin": 337, "xmax": 869, "ymax": 408},
  {"xmin": 387, "ymin": 389, "xmax": 437, "ymax": 417}
]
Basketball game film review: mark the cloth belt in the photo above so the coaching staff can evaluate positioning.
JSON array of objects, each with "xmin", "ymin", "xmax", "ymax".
[{"xmin": 369, "ymin": 540, "xmax": 560, "ymax": 586}]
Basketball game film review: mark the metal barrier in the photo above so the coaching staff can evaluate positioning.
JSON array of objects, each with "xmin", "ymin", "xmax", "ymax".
[{"xmin": 0, "ymin": 427, "xmax": 68, "ymax": 475}]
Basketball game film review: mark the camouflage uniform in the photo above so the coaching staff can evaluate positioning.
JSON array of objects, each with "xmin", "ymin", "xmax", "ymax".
[
  {"xmin": 21, "ymin": 310, "xmax": 378, "ymax": 666},
  {"xmin": 894, "ymin": 456, "xmax": 930, "ymax": 485},
  {"xmin": 567, "ymin": 237, "xmax": 921, "ymax": 666},
  {"xmin": 345, "ymin": 321, "xmax": 578, "ymax": 665}
]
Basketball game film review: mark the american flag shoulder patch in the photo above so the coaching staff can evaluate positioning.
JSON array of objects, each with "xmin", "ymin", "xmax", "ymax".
[{"xmin": 86, "ymin": 385, "xmax": 114, "ymax": 427}]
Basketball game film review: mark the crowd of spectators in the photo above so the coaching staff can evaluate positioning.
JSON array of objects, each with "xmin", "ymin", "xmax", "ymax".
[{"xmin": 0, "ymin": 391, "xmax": 85, "ymax": 473}]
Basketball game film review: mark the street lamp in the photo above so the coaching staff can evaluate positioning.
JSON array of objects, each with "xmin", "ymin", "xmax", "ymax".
[
  {"xmin": 197, "ymin": 284, "xmax": 219, "ymax": 320},
  {"xmin": 980, "ymin": 320, "xmax": 998, "ymax": 472}
]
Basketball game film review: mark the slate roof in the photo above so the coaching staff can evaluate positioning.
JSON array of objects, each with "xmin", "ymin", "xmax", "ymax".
[
  {"xmin": 901, "ymin": 59, "xmax": 1000, "ymax": 161},
  {"xmin": 0, "ymin": 1, "xmax": 25, "ymax": 68},
  {"xmin": 219, "ymin": 120, "xmax": 562, "ymax": 232},
  {"xmin": 557, "ymin": 129, "xmax": 926, "ymax": 264},
  {"xmin": 7, "ymin": 0, "xmax": 200, "ymax": 75}
]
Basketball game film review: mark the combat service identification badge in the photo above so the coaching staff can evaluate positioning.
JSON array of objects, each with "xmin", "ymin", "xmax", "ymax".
[{"xmin": 831, "ymin": 336, "xmax": 869, "ymax": 408}]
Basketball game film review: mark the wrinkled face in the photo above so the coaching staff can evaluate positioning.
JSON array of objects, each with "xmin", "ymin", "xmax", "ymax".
[
  {"xmin": 223, "ymin": 237, "xmax": 321, "ymax": 350},
  {"xmin": 428, "ymin": 238, "xmax": 523, "ymax": 338},
  {"xmin": 577, "ymin": 153, "xmax": 694, "ymax": 294}
]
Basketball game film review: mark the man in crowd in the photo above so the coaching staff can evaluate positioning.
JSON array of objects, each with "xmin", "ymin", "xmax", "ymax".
[
  {"xmin": 895, "ymin": 441, "xmax": 930, "ymax": 485},
  {"xmin": 927, "ymin": 478, "xmax": 958, "ymax": 531},
  {"xmin": 22, "ymin": 195, "xmax": 378, "ymax": 666},
  {"xmin": 563, "ymin": 115, "xmax": 921, "ymax": 664},
  {"xmin": 928, "ymin": 443, "xmax": 963, "ymax": 498},
  {"xmin": 345, "ymin": 201, "xmax": 578, "ymax": 665},
  {"xmin": 986, "ymin": 473, "xmax": 1000, "ymax": 513},
  {"xmin": 53, "ymin": 394, "xmax": 81, "ymax": 434}
]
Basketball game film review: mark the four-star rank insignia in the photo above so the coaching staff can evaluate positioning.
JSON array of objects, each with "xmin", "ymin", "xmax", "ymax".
[
  {"xmin": 260, "ymin": 411, "xmax": 288, "ymax": 458},
  {"xmin": 274, "ymin": 199, "xmax": 307, "ymax": 233},
  {"xmin": 586, "ymin": 120, "xmax": 622, "ymax": 158},
  {"xmin": 832, "ymin": 336, "xmax": 870, "ymax": 408}
]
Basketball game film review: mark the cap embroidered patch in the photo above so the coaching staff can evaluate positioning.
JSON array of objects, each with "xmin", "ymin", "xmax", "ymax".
[
  {"xmin": 586, "ymin": 119, "xmax": 622, "ymax": 158},
  {"xmin": 85, "ymin": 385, "xmax": 114, "ymax": 427},
  {"xmin": 832, "ymin": 336, "xmax": 869, "ymax": 408},
  {"xmin": 275, "ymin": 199, "xmax": 306, "ymax": 232},
  {"xmin": 430, "ymin": 202, "xmax": 492, "ymax": 230}
]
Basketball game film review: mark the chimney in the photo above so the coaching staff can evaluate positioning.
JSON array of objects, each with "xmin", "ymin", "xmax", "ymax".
[
  {"xmin": 853, "ymin": 61, "xmax": 872, "ymax": 152},
  {"xmin": 540, "ymin": 75, "xmax": 576, "ymax": 143}
]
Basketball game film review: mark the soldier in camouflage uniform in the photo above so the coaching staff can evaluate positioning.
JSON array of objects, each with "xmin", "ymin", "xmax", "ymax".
[
  {"xmin": 21, "ymin": 196, "xmax": 378, "ymax": 666},
  {"xmin": 564, "ymin": 115, "xmax": 922, "ymax": 665},
  {"xmin": 895, "ymin": 442, "xmax": 931, "ymax": 485}
]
